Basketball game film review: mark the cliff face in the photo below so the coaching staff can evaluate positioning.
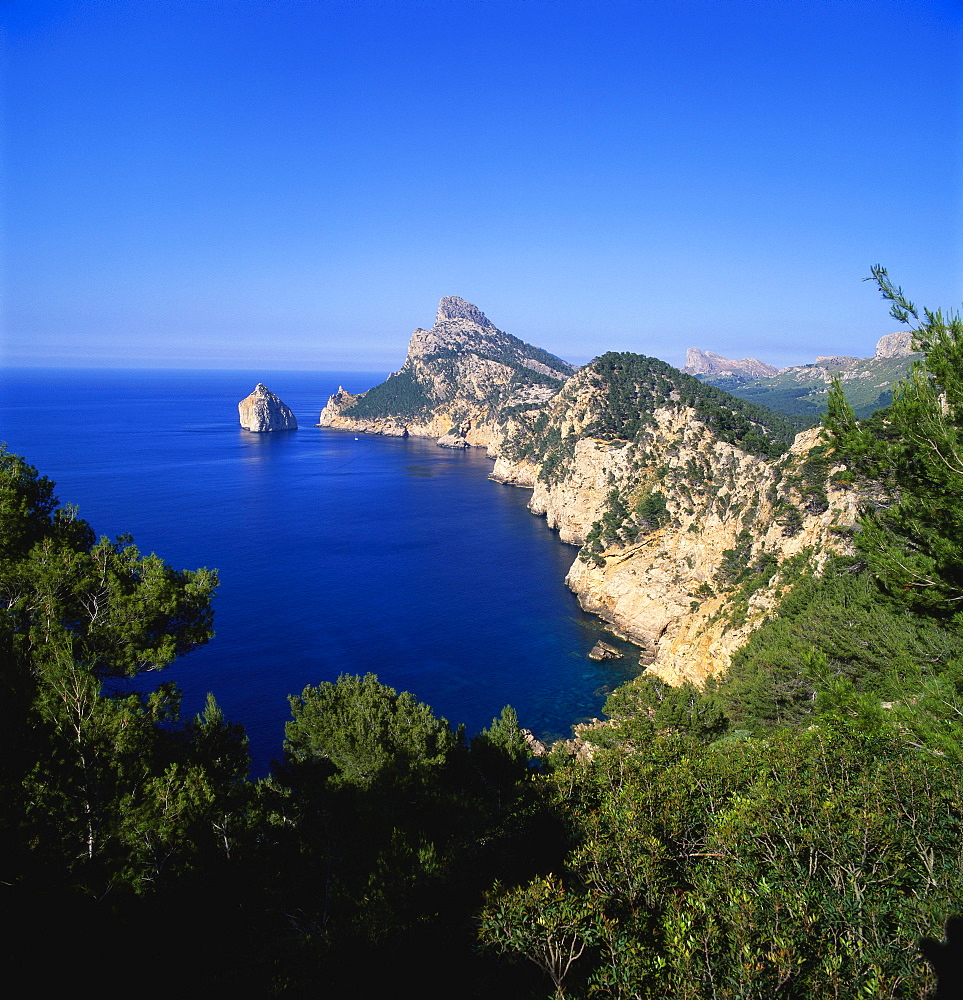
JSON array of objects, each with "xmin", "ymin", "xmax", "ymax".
[
  {"xmin": 489, "ymin": 357, "xmax": 858, "ymax": 684},
  {"xmin": 318, "ymin": 296, "xmax": 574, "ymax": 449},
  {"xmin": 873, "ymin": 331, "xmax": 914, "ymax": 359},
  {"xmin": 320, "ymin": 302, "xmax": 859, "ymax": 686},
  {"xmin": 239, "ymin": 384, "xmax": 298, "ymax": 432},
  {"xmin": 533, "ymin": 425, "xmax": 856, "ymax": 685}
]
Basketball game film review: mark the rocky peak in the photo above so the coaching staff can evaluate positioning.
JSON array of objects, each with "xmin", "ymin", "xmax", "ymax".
[
  {"xmin": 402, "ymin": 297, "xmax": 574, "ymax": 382},
  {"xmin": 875, "ymin": 331, "xmax": 916, "ymax": 359},
  {"xmin": 238, "ymin": 383, "xmax": 298, "ymax": 432},
  {"xmin": 435, "ymin": 296, "xmax": 494, "ymax": 329},
  {"xmin": 319, "ymin": 296, "xmax": 575, "ymax": 445},
  {"xmin": 683, "ymin": 348, "xmax": 778, "ymax": 379}
]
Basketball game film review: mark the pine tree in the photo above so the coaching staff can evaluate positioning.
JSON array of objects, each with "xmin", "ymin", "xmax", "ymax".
[{"xmin": 826, "ymin": 266, "xmax": 963, "ymax": 625}]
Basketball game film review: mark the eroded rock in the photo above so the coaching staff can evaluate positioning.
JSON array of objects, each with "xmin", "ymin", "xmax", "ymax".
[{"xmin": 238, "ymin": 383, "xmax": 298, "ymax": 432}]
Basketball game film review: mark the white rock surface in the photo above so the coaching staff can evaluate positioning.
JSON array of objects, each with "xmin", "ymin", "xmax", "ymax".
[
  {"xmin": 874, "ymin": 331, "xmax": 915, "ymax": 358},
  {"xmin": 238, "ymin": 383, "xmax": 298, "ymax": 432}
]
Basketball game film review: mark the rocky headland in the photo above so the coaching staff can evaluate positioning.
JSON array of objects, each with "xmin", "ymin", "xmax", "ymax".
[
  {"xmin": 320, "ymin": 298, "xmax": 862, "ymax": 687},
  {"xmin": 318, "ymin": 295, "xmax": 574, "ymax": 449},
  {"xmin": 239, "ymin": 383, "xmax": 298, "ymax": 432}
]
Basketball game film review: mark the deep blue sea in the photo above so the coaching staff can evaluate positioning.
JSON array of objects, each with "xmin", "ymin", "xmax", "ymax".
[{"xmin": 0, "ymin": 368, "xmax": 640, "ymax": 775}]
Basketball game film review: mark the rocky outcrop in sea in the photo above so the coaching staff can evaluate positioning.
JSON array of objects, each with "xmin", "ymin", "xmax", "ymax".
[{"xmin": 238, "ymin": 383, "xmax": 298, "ymax": 432}]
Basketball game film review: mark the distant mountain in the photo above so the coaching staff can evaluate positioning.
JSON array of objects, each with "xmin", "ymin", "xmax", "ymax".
[
  {"xmin": 687, "ymin": 332, "xmax": 918, "ymax": 417},
  {"xmin": 683, "ymin": 348, "xmax": 778, "ymax": 384}
]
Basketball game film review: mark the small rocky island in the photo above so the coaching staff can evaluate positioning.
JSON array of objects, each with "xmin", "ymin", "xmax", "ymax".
[{"xmin": 238, "ymin": 383, "xmax": 298, "ymax": 432}]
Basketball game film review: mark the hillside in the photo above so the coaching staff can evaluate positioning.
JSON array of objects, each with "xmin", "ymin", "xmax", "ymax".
[
  {"xmin": 491, "ymin": 352, "xmax": 858, "ymax": 684},
  {"xmin": 687, "ymin": 331, "xmax": 919, "ymax": 417}
]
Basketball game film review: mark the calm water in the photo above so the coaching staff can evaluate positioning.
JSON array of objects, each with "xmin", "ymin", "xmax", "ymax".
[{"xmin": 0, "ymin": 368, "xmax": 639, "ymax": 774}]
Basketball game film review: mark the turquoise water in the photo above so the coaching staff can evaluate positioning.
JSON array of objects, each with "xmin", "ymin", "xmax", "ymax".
[{"xmin": 0, "ymin": 368, "xmax": 639, "ymax": 774}]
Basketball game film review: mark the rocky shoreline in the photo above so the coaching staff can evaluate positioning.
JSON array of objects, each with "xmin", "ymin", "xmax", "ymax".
[{"xmin": 317, "ymin": 295, "xmax": 860, "ymax": 694}]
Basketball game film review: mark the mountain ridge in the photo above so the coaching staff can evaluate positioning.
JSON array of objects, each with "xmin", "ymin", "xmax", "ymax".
[
  {"xmin": 318, "ymin": 296, "xmax": 574, "ymax": 447},
  {"xmin": 686, "ymin": 331, "xmax": 919, "ymax": 416}
]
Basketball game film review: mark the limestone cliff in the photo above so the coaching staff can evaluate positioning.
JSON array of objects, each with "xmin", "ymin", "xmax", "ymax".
[
  {"xmin": 318, "ymin": 296, "xmax": 574, "ymax": 449},
  {"xmin": 238, "ymin": 383, "xmax": 298, "ymax": 432},
  {"xmin": 873, "ymin": 331, "xmax": 914, "ymax": 359},
  {"xmin": 489, "ymin": 353, "xmax": 858, "ymax": 684},
  {"xmin": 319, "ymin": 301, "xmax": 860, "ymax": 687}
]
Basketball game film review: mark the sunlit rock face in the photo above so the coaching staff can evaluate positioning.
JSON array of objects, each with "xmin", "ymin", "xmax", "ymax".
[
  {"xmin": 321, "ymin": 298, "xmax": 865, "ymax": 687},
  {"xmin": 490, "ymin": 363, "xmax": 860, "ymax": 686},
  {"xmin": 683, "ymin": 348, "xmax": 778, "ymax": 381},
  {"xmin": 874, "ymin": 331, "xmax": 915, "ymax": 359},
  {"xmin": 318, "ymin": 295, "xmax": 575, "ymax": 449},
  {"xmin": 238, "ymin": 384, "xmax": 298, "ymax": 432}
]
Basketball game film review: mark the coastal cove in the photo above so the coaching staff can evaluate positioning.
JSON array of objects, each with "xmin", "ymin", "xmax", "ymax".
[{"xmin": 0, "ymin": 367, "xmax": 640, "ymax": 775}]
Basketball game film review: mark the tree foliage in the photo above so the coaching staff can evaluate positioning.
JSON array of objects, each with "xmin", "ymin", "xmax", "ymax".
[
  {"xmin": 2, "ymin": 449, "xmax": 246, "ymax": 908},
  {"xmin": 0, "ymin": 445, "xmax": 217, "ymax": 680},
  {"xmin": 284, "ymin": 671, "xmax": 460, "ymax": 793},
  {"xmin": 479, "ymin": 874, "xmax": 601, "ymax": 999},
  {"xmin": 826, "ymin": 266, "xmax": 963, "ymax": 623},
  {"xmin": 9, "ymin": 267, "xmax": 963, "ymax": 997},
  {"xmin": 582, "ymin": 353, "xmax": 798, "ymax": 458}
]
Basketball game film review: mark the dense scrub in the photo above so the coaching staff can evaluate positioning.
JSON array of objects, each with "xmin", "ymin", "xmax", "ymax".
[
  {"xmin": 341, "ymin": 366, "xmax": 434, "ymax": 420},
  {"xmin": 582, "ymin": 353, "xmax": 806, "ymax": 457}
]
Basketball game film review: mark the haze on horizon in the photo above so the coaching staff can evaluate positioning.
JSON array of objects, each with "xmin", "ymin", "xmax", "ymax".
[{"xmin": 3, "ymin": 0, "xmax": 961, "ymax": 374}]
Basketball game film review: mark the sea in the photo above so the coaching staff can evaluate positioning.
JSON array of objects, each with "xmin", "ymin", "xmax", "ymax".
[{"xmin": 0, "ymin": 367, "xmax": 641, "ymax": 775}]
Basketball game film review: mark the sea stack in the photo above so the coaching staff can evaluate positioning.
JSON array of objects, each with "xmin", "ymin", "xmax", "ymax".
[{"xmin": 238, "ymin": 383, "xmax": 298, "ymax": 432}]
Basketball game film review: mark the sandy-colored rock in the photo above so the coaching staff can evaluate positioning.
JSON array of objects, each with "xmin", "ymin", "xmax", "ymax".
[
  {"xmin": 497, "ymin": 407, "xmax": 860, "ymax": 686},
  {"xmin": 874, "ymin": 331, "xmax": 915, "ymax": 358},
  {"xmin": 317, "ymin": 297, "xmax": 573, "ymax": 451},
  {"xmin": 238, "ymin": 383, "xmax": 297, "ymax": 432},
  {"xmin": 437, "ymin": 433, "xmax": 471, "ymax": 449},
  {"xmin": 588, "ymin": 641, "xmax": 622, "ymax": 660},
  {"xmin": 320, "ymin": 298, "xmax": 866, "ymax": 693}
]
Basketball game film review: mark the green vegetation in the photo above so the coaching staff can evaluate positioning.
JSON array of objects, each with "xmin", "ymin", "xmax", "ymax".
[
  {"xmin": 710, "ymin": 353, "xmax": 914, "ymax": 418},
  {"xmin": 579, "ymin": 488, "xmax": 674, "ymax": 567},
  {"xmin": 477, "ymin": 274, "xmax": 963, "ymax": 996},
  {"xmin": 634, "ymin": 489, "xmax": 668, "ymax": 530},
  {"xmin": 582, "ymin": 353, "xmax": 803, "ymax": 458},
  {"xmin": 7, "ymin": 271, "xmax": 962, "ymax": 997},
  {"xmin": 482, "ymin": 728, "xmax": 959, "ymax": 999},
  {"xmin": 342, "ymin": 366, "xmax": 434, "ymax": 420},
  {"xmin": 343, "ymin": 324, "xmax": 572, "ymax": 424}
]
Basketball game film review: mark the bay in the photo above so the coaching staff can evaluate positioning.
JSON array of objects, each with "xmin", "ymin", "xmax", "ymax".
[{"xmin": 0, "ymin": 367, "xmax": 639, "ymax": 775}]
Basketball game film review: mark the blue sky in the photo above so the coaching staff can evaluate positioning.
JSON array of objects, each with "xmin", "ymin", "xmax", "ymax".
[{"xmin": 3, "ymin": 0, "xmax": 961, "ymax": 371}]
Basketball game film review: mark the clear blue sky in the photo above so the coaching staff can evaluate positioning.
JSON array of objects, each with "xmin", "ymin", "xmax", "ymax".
[{"xmin": 3, "ymin": 0, "xmax": 961, "ymax": 371}]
